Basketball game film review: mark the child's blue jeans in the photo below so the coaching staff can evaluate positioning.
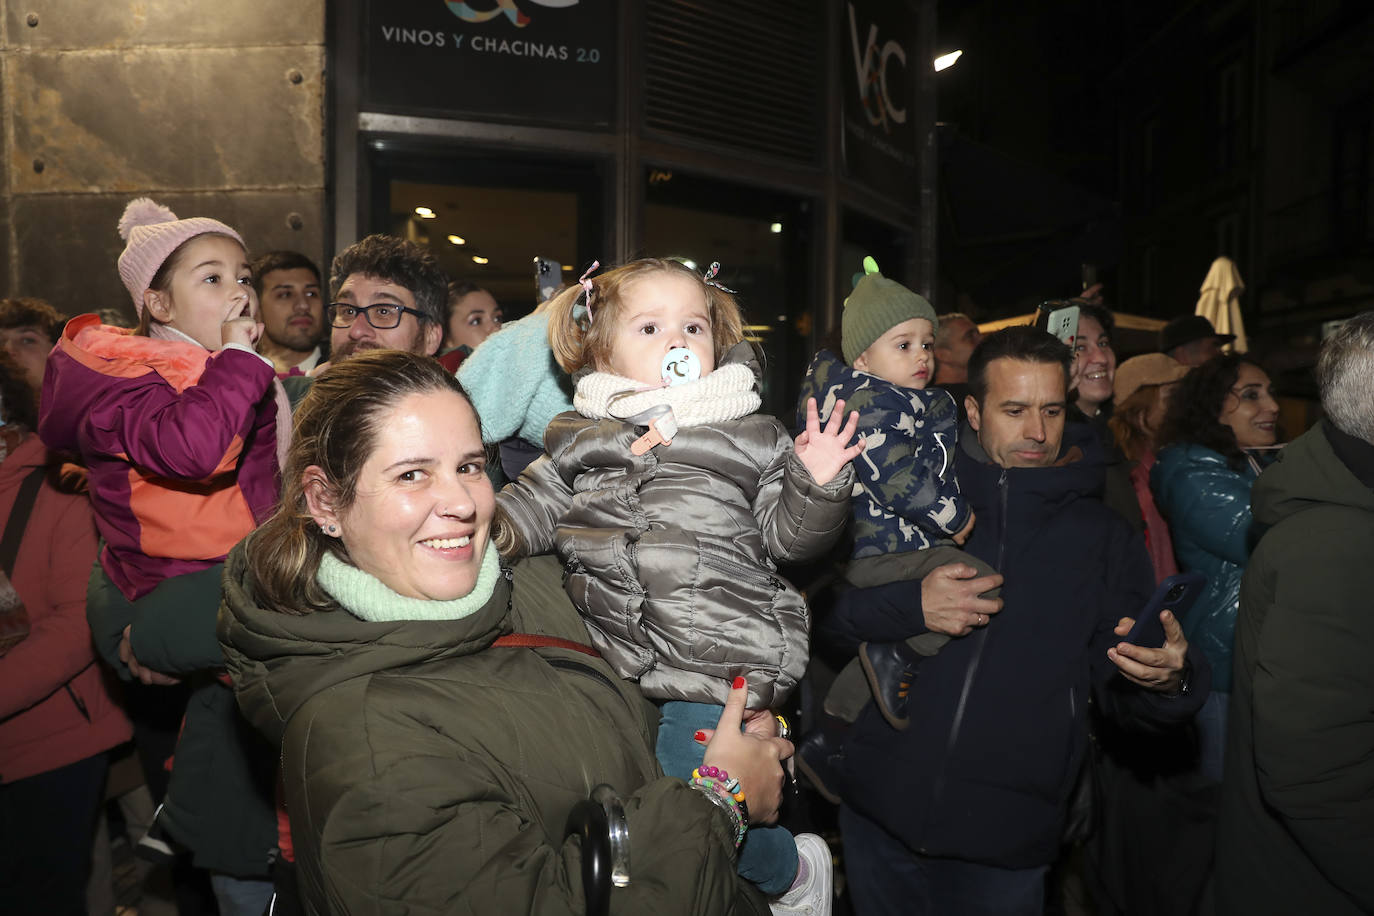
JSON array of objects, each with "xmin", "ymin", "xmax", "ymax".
[{"xmin": 656, "ymin": 700, "xmax": 798, "ymax": 896}]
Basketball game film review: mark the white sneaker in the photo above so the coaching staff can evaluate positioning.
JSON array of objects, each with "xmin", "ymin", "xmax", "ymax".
[{"xmin": 769, "ymin": 832, "xmax": 833, "ymax": 915}]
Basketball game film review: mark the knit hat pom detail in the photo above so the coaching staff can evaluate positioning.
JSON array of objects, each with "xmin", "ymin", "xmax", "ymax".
[
  {"xmin": 840, "ymin": 256, "xmax": 938, "ymax": 365},
  {"xmin": 118, "ymin": 198, "xmax": 178, "ymax": 241},
  {"xmin": 115, "ymin": 198, "xmax": 242, "ymax": 312}
]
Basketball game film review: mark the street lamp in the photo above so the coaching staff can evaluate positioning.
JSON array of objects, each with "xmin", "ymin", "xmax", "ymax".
[{"xmin": 933, "ymin": 50, "xmax": 963, "ymax": 72}]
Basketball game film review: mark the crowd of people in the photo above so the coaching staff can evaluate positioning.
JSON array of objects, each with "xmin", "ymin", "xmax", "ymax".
[{"xmin": 0, "ymin": 196, "xmax": 1370, "ymax": 916}]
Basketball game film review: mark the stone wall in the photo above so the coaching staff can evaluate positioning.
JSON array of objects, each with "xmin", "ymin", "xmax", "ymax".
[{"xmin": 0, "ymin": 0, "xmax": 327, "ymax": 320}]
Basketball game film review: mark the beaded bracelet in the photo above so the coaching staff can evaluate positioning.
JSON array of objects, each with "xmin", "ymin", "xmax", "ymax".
[
  {"xmin": 691, "ymin": 775, "xmax": 745, "ymax": 813},
  {"xmin": 689, "ymin": 780, "xmax": 744, "ymax": 848},
  {"xmin": 697, "ymin": 775, "xmax": 750, "ymax": 832},
  {"xmin": 691, "ymin": 777, "xmax": 748, "ymax": 848},
  {"xmin": 692, "ymin": 766, "xmax": 742, "ymax": 800},
  {"xmin": 689, "ymin": 776, "xmax": 749, "ymax": 848},
  {"xmin": 689, "ymin": 783, "xmax": 744, "ymax": 848}
]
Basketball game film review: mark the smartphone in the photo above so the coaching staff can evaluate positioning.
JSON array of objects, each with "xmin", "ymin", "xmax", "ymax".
[
  {"xmin": 1124, "ymin": 572, "xmax": 1207, "ymax": 647},
  {"xmin": 1034, "ymin": 302, "xmax": 1080, "ymax": 349},
  {"xmin": 533, "ymin": 256, "xmax": 562, "ymax": 304}
]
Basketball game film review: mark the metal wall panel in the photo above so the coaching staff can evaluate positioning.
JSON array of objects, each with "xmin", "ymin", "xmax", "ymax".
[
  {"xmin": 0, "ymin": 0, "xmax": 327, "ymax": 313},
  {"xmin": 4, "ymin": 0, "xmax": 324, "ymax": 49},
  {"xmin": 11, "ymin": 191, "xmax": 327, "ymax": 321},
  {"xmin": 10, "ymin": 48, "xmax": 325, "ymax": 193}
]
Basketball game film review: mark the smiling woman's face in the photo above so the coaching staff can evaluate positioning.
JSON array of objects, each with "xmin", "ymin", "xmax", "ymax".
[
  {"xmin": 1073, "ymin": 314, "xmax": 1116, "ymax": 412},
  {"xmin": 307, "ymin": 389, "xmax": 494, "ymax": 600},
  {"xmin": 1218, "ymin": 362, "xmax": 1279, "ymax": 449}
]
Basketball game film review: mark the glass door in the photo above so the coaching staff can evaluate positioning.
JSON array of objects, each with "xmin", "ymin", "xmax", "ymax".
[{"xmin": 368, "ymin": 143, "xmax": 609, "ymax": 324}]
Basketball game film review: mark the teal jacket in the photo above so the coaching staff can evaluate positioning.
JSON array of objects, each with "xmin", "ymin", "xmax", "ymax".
[{"xmin": 1151, "ymin": 443, "xmax": 1264, "ymax": 692}]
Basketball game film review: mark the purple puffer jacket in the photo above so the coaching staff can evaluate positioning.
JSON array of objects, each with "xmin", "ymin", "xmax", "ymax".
[{"xmin": 38, "ymin": 315, "xmax": 280, "ymax": 600}]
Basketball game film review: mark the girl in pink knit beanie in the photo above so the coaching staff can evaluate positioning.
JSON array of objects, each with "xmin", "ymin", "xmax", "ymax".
[{"xmin": 36, "ymin": 198, "xmax": 283, "ymax": 912}]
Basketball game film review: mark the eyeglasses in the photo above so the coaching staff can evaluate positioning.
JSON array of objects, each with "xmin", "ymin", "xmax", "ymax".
[{"xmin": 328, "ymin": 302, "xmax": 428, "ymax": 330}]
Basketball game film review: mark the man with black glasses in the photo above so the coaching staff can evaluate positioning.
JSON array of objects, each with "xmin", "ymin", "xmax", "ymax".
[{"xmin": 327, "ymin": 234, "xmax": 446, "ymax": 362}]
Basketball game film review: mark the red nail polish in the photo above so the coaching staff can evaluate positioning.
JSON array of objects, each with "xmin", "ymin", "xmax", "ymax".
[
  {"xmin": 693, "ymin": 730, "xmax": 707, "ymax": 742},
  {"xmin": 732, "ymin": 676, "xmax": 746, "ymax": 690}
]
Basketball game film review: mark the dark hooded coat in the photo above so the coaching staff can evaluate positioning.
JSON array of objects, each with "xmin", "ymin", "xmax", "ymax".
[
  {"xmin": 1216, "ymin": 423, "xmax": 1374, "ymax": 915},
  {"xmin": 823, "ymin": 423, "xmax": 1210, "ymax": 868}
]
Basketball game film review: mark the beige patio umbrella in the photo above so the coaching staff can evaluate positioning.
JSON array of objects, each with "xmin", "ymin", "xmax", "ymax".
[{"xmin": 1196, "ymin": 256, "xmax": 1247, "ymax": 353}]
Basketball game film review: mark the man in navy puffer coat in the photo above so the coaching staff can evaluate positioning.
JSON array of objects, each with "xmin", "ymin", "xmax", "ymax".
[{"xmin": 821, "ymin": 327, "xmax": 1211, "ymax": 916}]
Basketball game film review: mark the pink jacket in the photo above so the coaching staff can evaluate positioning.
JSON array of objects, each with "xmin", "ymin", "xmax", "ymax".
[{"xmin": 0, "ymin": 433, "xmax": 131, "ymax": 784}]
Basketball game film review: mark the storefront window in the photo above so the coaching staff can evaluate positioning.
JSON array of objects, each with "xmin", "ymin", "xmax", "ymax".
[{"xmin": 373, "ymin": 147, "xmax": 606, "ymax": 322}]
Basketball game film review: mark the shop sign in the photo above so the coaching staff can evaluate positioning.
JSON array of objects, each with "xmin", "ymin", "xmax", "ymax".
[
  {"xmin": 842, "ymin": 0, "xmax": 919, "ymax": 203},
  {"xmin": 364, "ymin": 0, "xmax": 616, "ymax": 128}
]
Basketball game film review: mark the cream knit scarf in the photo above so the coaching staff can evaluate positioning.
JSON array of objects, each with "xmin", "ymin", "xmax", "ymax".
[
  {"xmin": 315, "ymin": 544, "xmax": 501, "ymax": 622},
  {"xmin": 573, "ymin": 363, "xmax": 760, "ymax": 427}
]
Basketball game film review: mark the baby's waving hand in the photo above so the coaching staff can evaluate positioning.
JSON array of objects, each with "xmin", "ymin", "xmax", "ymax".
[{"xmin": 793, "ymin": 396, "xmax": 865, "ymax": 486}]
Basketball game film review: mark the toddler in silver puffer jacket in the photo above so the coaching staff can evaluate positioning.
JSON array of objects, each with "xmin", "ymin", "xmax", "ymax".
[{"xmin": 495, "ymin": 257, "xmax": 862, "ymax": 909}]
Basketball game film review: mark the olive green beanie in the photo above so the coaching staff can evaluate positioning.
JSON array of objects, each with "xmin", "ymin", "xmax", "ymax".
[{"xmin": 841, "ymin": 256, "xmax": 938, "ymax": 364}]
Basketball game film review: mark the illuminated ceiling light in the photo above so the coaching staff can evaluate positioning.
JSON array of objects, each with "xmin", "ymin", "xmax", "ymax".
[
  {"xmin": 933, "ymin": 50, "xmax": 963, "ymax": 72},
  {"xmin": 447, "ymin": 234, "xmax": 466, "ymax": 246},
  {"xmin": 562, "ymin": 264, "xmax": 573, "ymax": 271},
  {"xmin": 769, "ymin": 222, "xmax": 783, "ymax": 234},
  {"xmin": 414, "ymin": 206, "xmax": 437, "ymax": 219},
  {"xmin": 471, "ymin": 255, "xmax": 489, "ymax": 265}
]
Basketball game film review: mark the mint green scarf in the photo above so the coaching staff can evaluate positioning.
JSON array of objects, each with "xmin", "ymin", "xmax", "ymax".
[{"xmin": 316, "ymin": 544, "xmax": 501, "ymax": 622}]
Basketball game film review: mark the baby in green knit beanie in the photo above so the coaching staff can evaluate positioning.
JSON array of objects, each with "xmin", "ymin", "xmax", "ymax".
[
  {"xmin": 794, "ymin": 257, "xmax": 1001, "ymax": 803},
  {"xmin": 841, "ymin": 255, "xmax": 940, "ymax": 378}
]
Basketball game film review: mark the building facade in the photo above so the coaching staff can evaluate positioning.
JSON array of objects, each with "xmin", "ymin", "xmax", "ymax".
[
  {"xmin": 1114, "ymin": 0, "xmax": 1374, "ymax": 367},
  {"xmin": 1, "ymin": 0, "xmax": 937, "ymax": 416}
]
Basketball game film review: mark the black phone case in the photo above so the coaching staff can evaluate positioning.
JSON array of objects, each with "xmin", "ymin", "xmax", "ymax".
[{"xmin": 1124, "ymin": 571, "xmax": 1207, "ymax": 647}]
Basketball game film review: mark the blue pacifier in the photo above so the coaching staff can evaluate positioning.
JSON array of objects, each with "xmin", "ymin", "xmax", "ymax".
[{"xmin": 661, "ymin": 348, "xmax": 701, "ymax": 386}]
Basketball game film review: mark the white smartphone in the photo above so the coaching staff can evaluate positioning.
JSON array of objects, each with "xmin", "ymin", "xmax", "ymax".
[{"xmin": 1034, "ymin": 303, "xmax": 1080, "ymax": 349}]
